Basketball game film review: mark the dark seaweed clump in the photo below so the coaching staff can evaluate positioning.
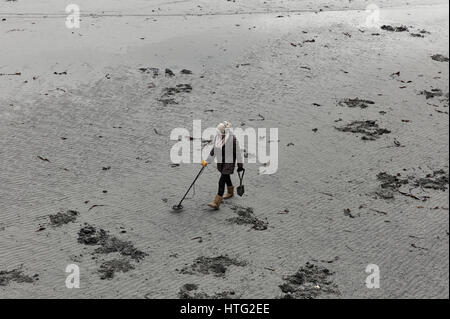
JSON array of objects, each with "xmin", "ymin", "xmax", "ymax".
[
  {"xmin": 279, "ymin": 262, "xmax": 339, "ymax": 299},
  {"xmin": 98, "ymin": 259, "xmax": 135, "ymax": 280},
  {"xmin": 338, "ymin": 98, "xmax": 375, "ymax": 109},
  {"xmin": 0, "ymin": 269, "xmax": 38, "ymax": 286},
  {"xmin": 180, "ymin": 255, "xmax": 247, "ymax": 277},
  {"xmin": 227, "ymin": 206, "xmax": 268, "ymax": 230},
  {"xmin": 381, "ymin": 25, "xmax": 409, "ymax": 32},
  {"xmin": 178, "ymin": 283, "xmax": 237, "ymax": 299},
  {"xmin": 413, "ymin": 169, "xmax": 448, "ymax": 191},
  {"xmin": 49, "ymin": 210, "xmax": 79, "ymax": 226},
  {"xmin": 335, "ymin": 120, "xmax": 391, "ymax": 140},
  {"xmin": 78, "ymin": 224, "xmax": 147, "ymax": 261}
]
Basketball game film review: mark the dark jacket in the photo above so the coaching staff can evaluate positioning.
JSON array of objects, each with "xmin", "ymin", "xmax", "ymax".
[{"xmin": 208, "ymin": 136, "xmax": 243, "ymax": 175}]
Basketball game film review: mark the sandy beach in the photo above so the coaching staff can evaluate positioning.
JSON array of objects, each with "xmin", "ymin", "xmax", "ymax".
[{"xmin": 0, "ymin": 0, "xmax": 448, "ymax": 299}]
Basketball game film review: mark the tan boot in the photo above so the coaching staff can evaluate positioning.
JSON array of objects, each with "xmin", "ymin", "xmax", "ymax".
[
  {"xmin": 208, "ymin": 195, "xmax": 223, "ymax": 209},
  {"xmin": 223, "ymin": 186, "xmax": 234, "ymax": 199}
]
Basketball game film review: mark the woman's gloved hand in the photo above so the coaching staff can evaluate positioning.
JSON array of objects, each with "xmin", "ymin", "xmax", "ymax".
[
  {"xmin": 201, "ymin": 160, "xmax": 208, "ymax": 167},
  {"xmin": 237, "ymin": 164, "xmax": 244, "ymax": 172}
]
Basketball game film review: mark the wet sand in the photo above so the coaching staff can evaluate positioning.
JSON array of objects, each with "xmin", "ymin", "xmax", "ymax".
[{"xmin": 0, "ymin": 0, "xmax": 448, "ymax": 298}]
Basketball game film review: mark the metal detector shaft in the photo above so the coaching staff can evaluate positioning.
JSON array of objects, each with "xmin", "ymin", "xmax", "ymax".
[{"xmin": 176, "ymin": 166, "xmax": 205, "ymax": 207}]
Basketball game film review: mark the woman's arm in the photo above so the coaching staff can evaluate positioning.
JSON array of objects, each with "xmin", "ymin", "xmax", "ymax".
[
  {"xmin": 204, "ymin": 146, "xmax": 215, "ymax": 164},
  {"xmin": 234, "ymin": 137, "xmax": 244, "ymax": 170}
]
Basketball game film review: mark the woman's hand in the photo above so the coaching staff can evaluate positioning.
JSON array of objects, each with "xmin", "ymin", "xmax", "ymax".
[{"xmin": 201, "ymin": 160, "xmax": 208, "ymax": 167}]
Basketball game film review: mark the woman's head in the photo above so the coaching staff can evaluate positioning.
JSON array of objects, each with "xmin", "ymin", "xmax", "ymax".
[{"xmin": 216, "ymin": 121, "xmax": 232, "ymax": 135}]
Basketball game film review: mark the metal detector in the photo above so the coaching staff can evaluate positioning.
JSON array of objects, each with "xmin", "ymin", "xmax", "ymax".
[{"xmin": 172, "ymin": 166, "xmax": 206, "ymax": 211}]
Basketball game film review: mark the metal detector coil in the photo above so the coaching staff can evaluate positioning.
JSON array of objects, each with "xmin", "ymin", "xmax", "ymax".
[
  {"xmin": 171, "ymin": 166, "xmax": 205, "ymax": 211},
  {"xmin": 172, "ymin": 204, "xmax": 183, "ymax": 211}
]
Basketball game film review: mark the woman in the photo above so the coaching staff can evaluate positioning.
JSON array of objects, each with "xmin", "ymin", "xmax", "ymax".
[{"xmin": 201, "ymin": 121, "xmax": 244, "ymax": 209}]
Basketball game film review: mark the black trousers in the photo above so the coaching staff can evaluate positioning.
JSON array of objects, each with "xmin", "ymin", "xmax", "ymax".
[{"xmin": 218, "ymin": 174, "xmax": 233, "ymax": 196}]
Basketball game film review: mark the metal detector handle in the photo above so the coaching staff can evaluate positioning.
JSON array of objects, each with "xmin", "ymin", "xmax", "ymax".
[{"xmin": 176, "ymin": 166, "xmax": 205, "ymax": 207}]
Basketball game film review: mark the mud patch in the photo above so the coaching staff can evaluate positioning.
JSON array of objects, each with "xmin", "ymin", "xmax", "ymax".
[
  {"xmin": 138, "ymin": 67, "xmax": 159, "ymax": 77},
  {"xmin": 431, "ymin": 54, "xmax": 449, "ymax": 62},
  {"xmin": 163, "ymin": 84, "xmax": 193, "ymax": 95},
  {"xmin": 335, "ymin": 120, "xmax": 390, "ymax": 140},
  {"xmin": 78, "ymin": 224, "xmax": 147, "ymax": 261},
  {"xmin": 0, "ymin": 268, "xmax": 38, "ymax": 286},
  {"xmin": 376, "ymin": 170, "xmax": 448, "ymax": 199},
  {"xmin": 49, "ymin": 210, "xmax": 79, "ymax": 227},
  {"xmin": 377, "ymin": 172, "xmax": 409, "ymax": 190},
  {"xmin": 180, "ymin": 255, "xmax": 247, "ymax": 277},
  {"xmin": 178, "ymin": 283, "xmax": 237, "ymax": 299},
  {"xmin": 227, "ymin": 206, "xmax": 268, "ymax": 230},
  {"xmin": 381, "ymin": 25, "xmax": 409, "ymax": 32},
  {"xmin": 165, "ymin": 68, "xmax": 175, "ymax": 77},
  {"xmin": 158, "ymin": 84, "xmax": 193, "ymax": 106},
  {"xmin": 279, "ymin": 262, "xmax": 339, "ymax": 299},
  {"xmin": 158, "ymin": 96, "xmax": 178, "ymax": 106},
  {"xmin": 78, "ymin": 224, "xmax": 109, "ymax": 245},
  {"xmin": 376, "ymin": 172, "xmax": 410, "ymax": 199},
  {"xmin": 413, "ymin": 169, "xmax": 449, "ymax": 191},
  {"xmin": 410, "ymin": 32, "xmax": 424, "ymax": 38},
  {"xmin": 98, "ymin": 258, "xmax": 135, "ymax": 280},
  {"xmin": 421, "ymin": 88, "xmax": 443, "ymax": 99},
  {"xmin": 95, "ymin": 235, "xmax": 147, "ymax": 261},
  {"xmin": 338, "ymin": 98, "xmax": 374, "ymax": 109}
]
